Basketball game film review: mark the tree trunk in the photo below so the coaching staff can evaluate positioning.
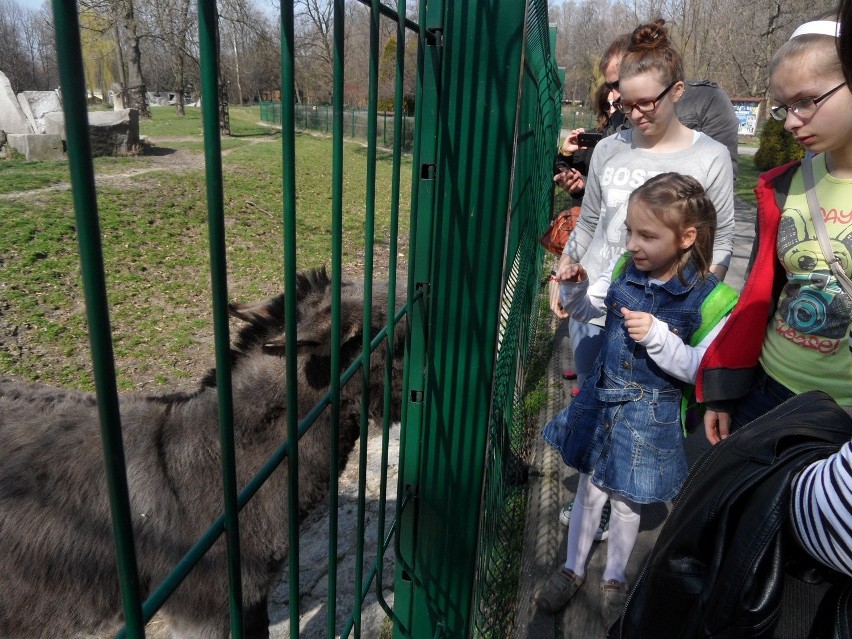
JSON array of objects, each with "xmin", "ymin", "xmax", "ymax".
[
  {"xmin": 231, "ymin": 28, "xmax": 243, "ymax": 106},
  {"xmin": 120, "ymin": 0, "xmax": 149, "ymax": 118},
  {"xmin": 175, "ymin": 70, "xmax": 185, "ymax": 116}
]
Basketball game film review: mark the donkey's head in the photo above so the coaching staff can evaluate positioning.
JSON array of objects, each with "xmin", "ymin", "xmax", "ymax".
[{"xmin": 214, "ymin": 268, "xmax": 406, "ymax": 421}]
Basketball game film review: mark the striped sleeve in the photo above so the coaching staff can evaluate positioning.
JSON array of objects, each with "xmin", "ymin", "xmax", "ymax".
[{"xmin": 791, "ymin": 441, "xmax": 852, "ymax": 577}]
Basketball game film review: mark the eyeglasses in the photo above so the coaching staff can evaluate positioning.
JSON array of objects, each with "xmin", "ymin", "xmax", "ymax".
[
  {"xmin": 613, "ymin": 81, "xmax": 677, "ymax": 115},
  {"xmin": 770, "ymin": 82, "xmax": 847, "ymax": 121}
]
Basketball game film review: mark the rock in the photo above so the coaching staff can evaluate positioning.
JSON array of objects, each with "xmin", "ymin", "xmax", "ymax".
[
  {"xmin": 0, "ymin": 70, "xmax": 32, "ymax": 134},
  {"xmin": 268, "ymin": 423, "xmax": 399, "ymax": 638},
  {"xmin": 6, "ymin": 133, "xmax": 65, "ymax": 160},
  {"xmin": 44, "ymin": 108, "xmax": 140, "ymax": 156},
  {"xmin": 17, "ymin": 90, "xmax": 63, "ymax": 134}
]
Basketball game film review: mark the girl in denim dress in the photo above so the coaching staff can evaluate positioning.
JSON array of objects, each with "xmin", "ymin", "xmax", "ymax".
[{"xmin": 535, "ymin": 173, "xmax": 730, "ymax": 627}]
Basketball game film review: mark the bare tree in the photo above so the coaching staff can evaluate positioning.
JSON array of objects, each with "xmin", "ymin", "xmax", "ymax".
[
  {"xmin": 140, "ymin": 0, "xmax": 197, "ymax": 114},
  {"xmin": 0, "ymin": 0, "xmax": 29, "ymax": 93},
  {"xmin": 118, "ymin": 0, "xmax": 149, "ymax": 116}
]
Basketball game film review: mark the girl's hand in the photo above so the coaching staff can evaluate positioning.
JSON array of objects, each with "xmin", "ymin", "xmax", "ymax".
[
  {"xmin": 560, "ymin": 128, "xmax": 585, "ymax": 156},
  {"xmin": 560, "ymin": 263, "xmax": 587, "ymax": 283},
  {"xmin": 621, "ymin": 307, "xmax": 653, "ymax": 342},
  {"xmin": 549, "ymin": 280, "xmax": 569, "ymax": 319},
  {"xmin": 704, "ymin": 409, "xmax": 731, "ymax": 445}
]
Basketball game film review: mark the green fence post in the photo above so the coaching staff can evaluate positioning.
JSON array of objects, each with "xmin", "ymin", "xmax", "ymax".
[
  {"xmin": 395, "ymin": 0, "xmax": 528, "ymax": 636},
  {"xmin": 197, "ymin": 0, "xmax": 246, "ymax": 634},
  {"xmin": 50, "ymin": 1, "xmax": 146, "ymax": 635}
]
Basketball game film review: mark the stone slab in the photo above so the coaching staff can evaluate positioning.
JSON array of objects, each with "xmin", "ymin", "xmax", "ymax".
[
  {"xmin": 0, "ymin": 70, "xmax": 32, "ymax": 134},
  {"xmin": 18, "ymin": 90, "xmax": 63, "ymax": 134},
  {"xmin": 43, "ymin": 108, "xmax": 140, "ymax": 156},
  {"xmin": 6, "ymin": 133, "xmax": 65, "ymax": 161}
]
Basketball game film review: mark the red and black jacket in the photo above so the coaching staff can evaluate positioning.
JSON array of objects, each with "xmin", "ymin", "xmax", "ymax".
[{"xmin": 696, "ymin": 160, "xmax": 800, "ymax": 409}]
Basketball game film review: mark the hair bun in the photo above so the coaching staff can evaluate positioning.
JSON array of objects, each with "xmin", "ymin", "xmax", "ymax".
[{"xmin": 630, "ymin": 19, "xmax": 669, "ymax": 50}]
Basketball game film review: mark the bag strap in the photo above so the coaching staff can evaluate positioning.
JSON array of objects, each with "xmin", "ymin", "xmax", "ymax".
[
  {"xmin": 690, "ymin": 282, "xmax": 739, "ymax": 347},
  {"xmin": 802, "ymin": 154, "xmax": 852, "ymax": 299},
  {"xmin": 611, "ymin": 251, "xmax": 631, "ymax": 280}
]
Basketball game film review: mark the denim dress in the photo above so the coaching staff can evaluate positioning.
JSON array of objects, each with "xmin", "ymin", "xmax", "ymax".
[{"xmin": 543, "ymin": 260, "xmax": 720, "ymax": 504}]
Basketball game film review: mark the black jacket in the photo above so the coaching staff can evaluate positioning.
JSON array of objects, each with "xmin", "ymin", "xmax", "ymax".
[{"xmin": 610, "ymin": 391, "xmax": 852, "ymax": 638}]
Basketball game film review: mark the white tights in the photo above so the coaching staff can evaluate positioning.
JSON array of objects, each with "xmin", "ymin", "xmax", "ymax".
[{"xmin": 564, "ymin": 473, "xmax": 641, "ymax": 584}]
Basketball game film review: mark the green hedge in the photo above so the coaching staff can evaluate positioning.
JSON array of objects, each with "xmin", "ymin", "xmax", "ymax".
[{"xmin": 753, "ymin": 117, "xmax": 805, "ymax": 171}]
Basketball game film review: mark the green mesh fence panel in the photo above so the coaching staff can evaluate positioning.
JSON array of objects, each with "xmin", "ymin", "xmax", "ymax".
[
  {"xmin": 471, "ymin": 2, "xmax": 563, "ymax": 636},
  {"xmin": 41, "ymin": 0, "xmax": 560, "ymax": 636}
]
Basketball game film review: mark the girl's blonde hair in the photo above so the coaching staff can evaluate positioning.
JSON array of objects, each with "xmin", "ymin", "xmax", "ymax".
[
  {"xmin": 770, "ymin": 34, "xmax": 843, "ymax": 81},
  {"xmin": 618, "ymin": 19, "xmax": 684, "ymax": 86},
  {"xmin": 770, "ymin": 9, "xmax": 843, "ymax": 81},
  {"xmin": 628, "ymin": 173, "xmax": 717, "ymax": 282}
]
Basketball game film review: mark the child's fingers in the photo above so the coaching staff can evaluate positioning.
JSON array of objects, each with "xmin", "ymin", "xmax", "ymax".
[
  {"xmin": 621, "ymin": 307, "xmax": 652, "ymax": 341},
  {"xmin": 560, "ymin": 263, "xmax": 586, "ymax": 281}
]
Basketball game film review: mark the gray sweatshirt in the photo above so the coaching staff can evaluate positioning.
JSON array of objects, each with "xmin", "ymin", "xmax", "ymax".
[{"xmin": 563, "ymin": 129, "xmax": 735, "ymax": 326}]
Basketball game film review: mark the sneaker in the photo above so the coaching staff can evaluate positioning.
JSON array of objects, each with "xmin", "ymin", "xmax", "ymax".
[
  {"xmin": 535, "ymin": 566, "xmax": 585, "ymax": 614},
  {"xmin": 600, "ymin": 579, "xmax": 628, "ymax": 628},
  {"xmin": 562, "ymin": 369, "xmax": 578, "ymax": 380},
  {"xmin": 571, "ymin": 386, "xmax": 580, "ymax": 397},
  {"xmin": 559, "ymin": 500, "xmax": 610, "ymax": 542}
]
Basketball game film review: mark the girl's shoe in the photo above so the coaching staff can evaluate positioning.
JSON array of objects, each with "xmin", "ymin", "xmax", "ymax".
[
  {"xmin": 535, "ymin": 566, "xmax": 585, "ymax": 614},
  {"xmin": 600, "ymin": 579, "xmax": 628, "ymax": 628},
  {"xmin": 562, "ymin": 369, "xmax": 578, "ymax": 380},
  {"xmin": 571, "ymin": 387, "xmax": 581, "ymax": 397}
]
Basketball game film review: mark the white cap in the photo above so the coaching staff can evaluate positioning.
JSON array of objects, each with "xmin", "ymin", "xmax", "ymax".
[{"xmin": 790, "ymin": 20, "xmax": 841, "ymax": 39}]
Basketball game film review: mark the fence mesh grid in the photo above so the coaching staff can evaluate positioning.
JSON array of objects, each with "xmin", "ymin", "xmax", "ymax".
[
  {"xmin": 471, "ymin": 1, "xmax": 563, "ymax": 635},
  {"xmin": 42, "ymin": 0, "xmax": 561, "ymax": 635}
]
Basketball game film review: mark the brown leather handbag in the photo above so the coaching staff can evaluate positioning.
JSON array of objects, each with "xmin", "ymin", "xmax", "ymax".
[{"xmin": 539, "ymin": 206, "xmax": 581, "ymax": 256}]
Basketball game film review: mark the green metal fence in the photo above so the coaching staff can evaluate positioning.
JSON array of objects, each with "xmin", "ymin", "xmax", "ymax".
[
  {"xmin": 44, "ymin": 0, "xmax": 562, "ymax": 636},
  {"xmin": 259, "ymin": 102, "xmax": 415, "ymax": 151}
]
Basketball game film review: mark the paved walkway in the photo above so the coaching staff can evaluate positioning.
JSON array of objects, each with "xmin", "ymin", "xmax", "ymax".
[{"xmin": 513, "ymin": 196, "xmax": 756, "ymax": 638}]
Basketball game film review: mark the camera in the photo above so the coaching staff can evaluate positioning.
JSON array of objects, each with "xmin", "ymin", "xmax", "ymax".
[{"xmin": 577, "ymin": 132, "xmax": 603, "ymax": 147}]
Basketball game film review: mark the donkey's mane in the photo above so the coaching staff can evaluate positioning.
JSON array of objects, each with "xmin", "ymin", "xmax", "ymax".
[{"xmin": 196, "ymin": 267, "xmax": 335, "ymax": 389}]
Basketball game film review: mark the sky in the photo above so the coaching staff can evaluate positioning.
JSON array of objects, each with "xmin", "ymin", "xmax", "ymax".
[{"xmin": 16, "ymin": 0, "xmax": 48, "ymax": 12}]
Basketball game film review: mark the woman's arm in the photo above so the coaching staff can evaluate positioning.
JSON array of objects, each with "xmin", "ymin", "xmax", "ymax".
[
  {"xmin": 563, "ymin": 138, "xmax": 608, "ymax": 264},
  {"xmin": 703, "ymin": 140, "xmax": 736, "ymax": 277}
]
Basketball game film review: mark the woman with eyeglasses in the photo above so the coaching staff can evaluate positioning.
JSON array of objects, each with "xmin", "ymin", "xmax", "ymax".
[
  {"xmin": 694, "ymin": 14, "xmax": 852, "ymax": 577},
  {"xmin": 698, "ymin": 17, "xmax": 852, "ymax": 441},
  {"xmin": 553, "ymin": 19, "xmax": 735, "ymax": 394}
]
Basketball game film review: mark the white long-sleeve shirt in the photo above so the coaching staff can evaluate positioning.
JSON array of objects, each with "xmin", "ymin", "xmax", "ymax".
[{"xmin": 558, "ymin": 258, "xmax": 727, "ymax": 384}]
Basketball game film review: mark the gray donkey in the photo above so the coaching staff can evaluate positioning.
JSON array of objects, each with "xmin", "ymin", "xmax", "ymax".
[{"xmin": 0, "ymin": 268, "xmax": 406, "ymax": 638}]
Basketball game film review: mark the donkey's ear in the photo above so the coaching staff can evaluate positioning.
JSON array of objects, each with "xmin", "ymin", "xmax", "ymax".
[{"xmin": 229, "ymin": 294, "xmax": 286, "ymax": 324}]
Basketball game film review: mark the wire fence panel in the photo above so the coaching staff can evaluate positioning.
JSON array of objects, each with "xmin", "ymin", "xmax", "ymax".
[
  {"xmin": 39, "ymin": 0, "xmax": 560, "ymax": 637},
  {"xmin": 470, "ymin": 3, "xmax": 565, "ymax": 637},
  {"xmin": 260, "ymin": 102, "xmax": 416, "ymax": 152}
]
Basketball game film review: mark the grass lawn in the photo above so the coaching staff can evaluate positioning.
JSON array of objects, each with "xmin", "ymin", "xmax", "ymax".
[
  {"xmin": 0, "ymin": 106, "xmax": 412, "ymax": 391},
  {"xmin": 736, "ymin": 153, "xmax": 760, "ymax": 207}
]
